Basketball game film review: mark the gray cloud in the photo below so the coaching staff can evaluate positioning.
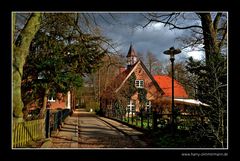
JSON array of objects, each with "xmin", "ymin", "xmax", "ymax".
[
  {"xmin": 97, "ymin": 13, "xmax": 186, "ymax": 62},
  {"xmin": 91, "ymin": 12, "xmax": 204, "ymax": 64}
]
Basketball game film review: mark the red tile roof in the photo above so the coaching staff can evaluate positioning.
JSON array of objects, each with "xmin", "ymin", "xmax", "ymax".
[{"xmin": 153, "ymin": 75, "xmax": 188, "ymax": 98}]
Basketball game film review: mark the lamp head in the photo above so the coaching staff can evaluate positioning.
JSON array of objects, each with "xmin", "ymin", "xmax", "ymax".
[{"xmin": 163, "ymin": 47, "xmax": 181, "ymax": 59}]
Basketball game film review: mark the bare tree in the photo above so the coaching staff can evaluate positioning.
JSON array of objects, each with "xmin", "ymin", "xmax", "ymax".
[
  {"xmin": 145, "ymin": 51, "xmax": 163, "ymax": 75},
  {"xmin": 142, "ymin": 12, "xmax": 227, "ymax": 65},
  {"xmin": 146, "ymin": 51, "xmax": 155, "ymax": 74},
  {"xmin": 86, "ymin": 54, "xmax": 125, "ymax": 103},
  {"xmin": 198, "ymin": 13, "xmax": 227, "ymax": 64}
]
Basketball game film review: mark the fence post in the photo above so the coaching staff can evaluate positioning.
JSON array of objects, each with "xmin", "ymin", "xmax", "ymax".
[
  {"xmin": 45, "ymin": 108, "xmax": 50, "ymax": 138},
  {"xmin": 120, "ymin": 109, "xmax": 123, "ymax": 121},
  {"xmin": 127, "ymin": 109, "xmax": 130, "ymax": 123},
  {"xmin": 58, "ymin": 110, "xmax": 62, "ymax": 129},
  {"xmin": 131, "ymin": 109, "xmax": 134, "ymax": 124},
  {"xmin": 136, "ymin": 114, "xmax": 138, "ymax": 126},
  {"xmin": 152, "ymin": 110, "xmax": 157, "ymax": 130},
  {"xmin": 147, "ymin": 111, "xmax": 150, "ymax": 129}
]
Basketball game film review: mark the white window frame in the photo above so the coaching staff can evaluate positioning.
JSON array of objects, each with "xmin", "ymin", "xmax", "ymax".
[
  {"xmin": 48, "ymin": 96, "xmax": 56, "ymax": 102},
  {"xmin": 135, "ymin": 80, "xmax": 144, "ymax": 88},
  {"xmin": 126, "ymin": 100, "xmax": 136, "ymax": 114},
  {"xmin": 146, "ymin": 101, "xmax": 151, "ymax": 112}
]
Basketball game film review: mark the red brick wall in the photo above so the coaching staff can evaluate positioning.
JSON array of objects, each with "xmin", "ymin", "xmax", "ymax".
[
  {"xmin": 100, "ymin": 62, "xmax": 163, "ymax": 113},
  {"xmin": 49, "ymin": 94, "xmax": 67, "ymax": 110},
  {"xmin": 130, "ymin": 63, "xmax": 162, "ymax": 111}
]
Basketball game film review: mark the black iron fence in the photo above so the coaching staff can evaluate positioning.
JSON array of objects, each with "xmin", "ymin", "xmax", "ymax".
[
  {"xmin": 104, "ymin": 107, "xmax": 207, "ymax": 132},
  {"xmin": 45, "ymin": 108, "xmax": 72, "ymax": 138}
]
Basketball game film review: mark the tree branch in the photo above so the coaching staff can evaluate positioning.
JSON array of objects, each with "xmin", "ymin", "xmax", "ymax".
[
  {"xmin": 190, "ymin": 28, "xmax": 203, "ymax": 34},
  {"xmin": 143, "ymin": 18, "xmax": 202, "ymax": 30},
  {"xmin": 218, "ymin": 23, "xmax": 227, "ymax": 49},
  {"xmin": 180, "ymin": 38, "xmax": 203, "ymax": 50},
  {"xmin": 213, "ymin": 13, "xmax": 222, "ymax": 31}
]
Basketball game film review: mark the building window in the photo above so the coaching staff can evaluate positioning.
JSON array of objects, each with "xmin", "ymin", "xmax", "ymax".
[
  {"xmin": 48, "ymin": 96, "xmax": 56, "ymax": 102},
  {"xmin": 146, "ymin": 101, "xmax": 151, "ymax": 112},
  {"xmin": 135, "ymin": 80, "xmax": 144, "ymax": 88},
  {"xmin": 126, "ymin": 100, "xmax": 136, "ymax": 114}
]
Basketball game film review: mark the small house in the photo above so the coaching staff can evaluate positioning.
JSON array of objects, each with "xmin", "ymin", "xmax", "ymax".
[{"xmin": 100, "ymin": 45, "xmax": 205, "ymax": 118}]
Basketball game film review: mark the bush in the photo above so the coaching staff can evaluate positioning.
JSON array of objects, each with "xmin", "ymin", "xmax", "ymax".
[
  {"xmin": 25, "ymin": 108, "xmax": 41, "ymax": 121},
  {"xmin": 85, "ymin": 101, "xmax": 100, "ymax": 113}
]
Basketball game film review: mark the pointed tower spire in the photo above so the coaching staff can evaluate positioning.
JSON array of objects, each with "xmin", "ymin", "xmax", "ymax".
[{"xmin": 126, "ymin": 44, "xmax": 138, "ymax": 69}]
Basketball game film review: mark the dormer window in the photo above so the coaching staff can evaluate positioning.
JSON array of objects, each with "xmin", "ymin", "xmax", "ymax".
[{"xmin": 135, "ymin": 80, "xmax": 144, "ymax": 88}]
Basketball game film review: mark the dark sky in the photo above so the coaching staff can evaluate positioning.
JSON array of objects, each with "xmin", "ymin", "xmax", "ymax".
[
  {"xmin": 93, "ymin": 12, "xmax": 204, "ymax": 64},
  {"xmin": 15, "ymin": 12, "xmax": 205, "ymax": 65}
]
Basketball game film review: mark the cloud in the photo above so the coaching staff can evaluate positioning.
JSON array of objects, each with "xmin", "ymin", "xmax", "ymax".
[{"xmin": 96, "ymin": 13, "xmax": 202, "ymax": 64}]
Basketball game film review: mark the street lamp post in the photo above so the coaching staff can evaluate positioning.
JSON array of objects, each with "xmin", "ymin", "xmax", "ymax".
[{"xmin": 163, "ymin": 47, "xmax": 181, "ymax": 135}]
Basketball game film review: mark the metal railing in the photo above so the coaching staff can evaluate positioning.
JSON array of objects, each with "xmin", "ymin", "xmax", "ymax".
[
  {"xmin": 103, "ymin": 107, "xmax": 207, "ymax": 131},
  {"xmin": 49, "ymin": 109, "xmax": 71, "ymax": 133}
]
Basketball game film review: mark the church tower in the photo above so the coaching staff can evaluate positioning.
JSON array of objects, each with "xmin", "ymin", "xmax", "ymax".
[{"xmin": 126, "ymin": 44, "xmax": 138, "ymax": 69}]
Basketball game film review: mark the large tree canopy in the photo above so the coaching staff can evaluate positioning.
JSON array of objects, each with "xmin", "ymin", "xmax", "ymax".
[{"xmin": 14, "ymin": 13, "xmax": 109, "ymax": 119}]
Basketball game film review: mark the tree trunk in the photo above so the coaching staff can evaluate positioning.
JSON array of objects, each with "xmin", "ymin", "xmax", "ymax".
[
  {"xmin": 12, "ymin": 13, "xmax": 16, "ymax": 40},
  {"xmin": 13, "ymin": 13, "xmax": 42, "ymax": 119},
  {"xmin": 198, "ymin": 13, "xmax": 219, "ymax": 65},
  {"xmin": 39, "ymin": 88, "xmax": 49, "ymax": 119}
]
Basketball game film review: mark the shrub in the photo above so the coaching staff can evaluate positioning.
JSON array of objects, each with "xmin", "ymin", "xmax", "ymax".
[{"xmin": 85, "ymin": 101, "xmax": 100, "ymax": 112}]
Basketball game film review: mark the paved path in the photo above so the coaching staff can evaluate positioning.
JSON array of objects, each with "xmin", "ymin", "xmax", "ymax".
[{"xmin": 41, "ymin": 108, "xmax": 148, "ymax": 149}]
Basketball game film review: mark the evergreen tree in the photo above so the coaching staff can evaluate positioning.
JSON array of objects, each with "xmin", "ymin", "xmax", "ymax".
[
  {"xmin": 186, "ymin": 54, "xmax": 227, "ymax": 148},
  {"xmin": 21, "ymin": 13, "xmax": 107, "ymax": 118}
]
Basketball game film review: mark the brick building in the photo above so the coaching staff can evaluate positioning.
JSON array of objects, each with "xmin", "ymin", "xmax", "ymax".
[
  {"xmin": 47, "ymin": 91, "xmax": 72, "ymax": 110},
  {"xmin": 100, "ymin": 45, "xmax": 190, "ymax": 116}
]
